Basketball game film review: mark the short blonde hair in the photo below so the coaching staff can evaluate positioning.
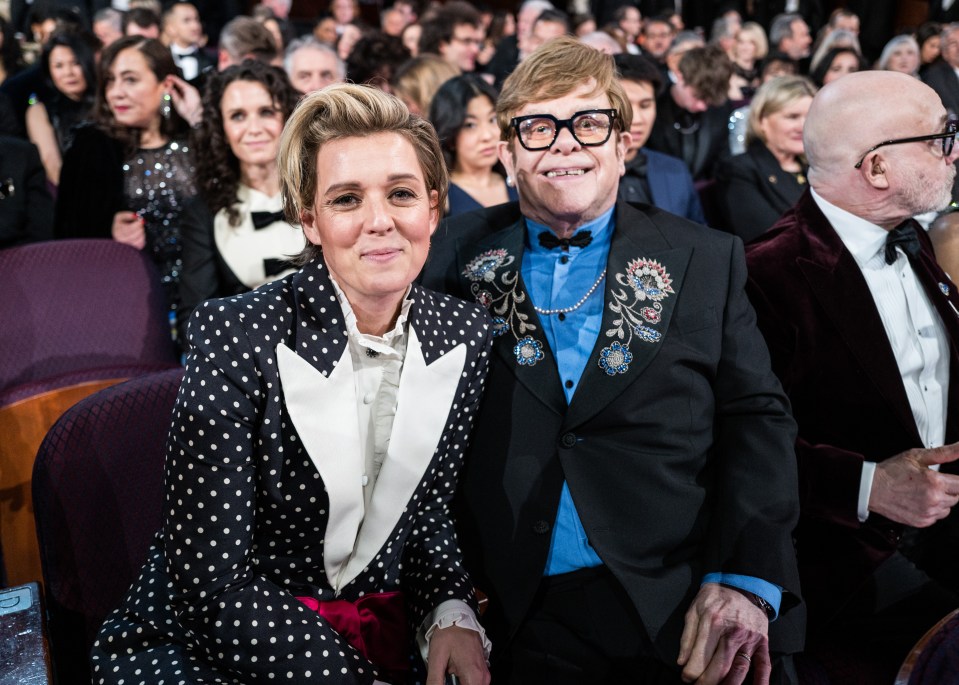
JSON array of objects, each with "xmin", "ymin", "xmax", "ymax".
[
  {"xmin": 391, "ymin": 54, "xmax": 461, "ymax": 115},
  {"xmin": 278, "ymin": 83, "xmax": 448, "ymax": 263},
  {"xmin": 746, "ymin": 74, "xmax": 817, "ymax": 147},
  {"xmin": 496, "ymin": 35, "xmax": 631, "ymax": 146},
  {"xmin": 737, "ymin": 22, "xmax": 768, "ymax": 60}
]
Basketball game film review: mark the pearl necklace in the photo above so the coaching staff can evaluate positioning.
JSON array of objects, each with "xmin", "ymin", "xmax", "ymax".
[{"xmin": 533, "ymin": 270, "xmax": 606, "ymax": 315}]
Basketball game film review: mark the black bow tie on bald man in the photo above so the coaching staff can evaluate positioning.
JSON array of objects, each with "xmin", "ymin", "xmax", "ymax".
[
  {"xmin": 538, "ymin": 230, "xmax": 593, "ymax": 251},
  {"xmin": 884, "ymin": 219, "xmax": 922, "ymax": 265}
]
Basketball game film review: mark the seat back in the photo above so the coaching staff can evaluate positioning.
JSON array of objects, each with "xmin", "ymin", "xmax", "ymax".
[
  {"xmin": 0, "ymin": 239, "xmax": 179, "ymax": 395},
  {"xmin": 897, "ymin": 608, "xmax": 959, "ymax": 684},
  {"xmin": 32, "ymin": 368, "xmax": 183, "ymax": 684}
]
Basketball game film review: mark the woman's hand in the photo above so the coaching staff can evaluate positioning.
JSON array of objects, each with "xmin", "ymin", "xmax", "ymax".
[
  {"xmin": 112, "ymin": 211, "xmax": 146, "ymax": 249},
  {"xmin": 167, "ymin": 75, "xmax": 203, "ymax": 128},
  {"xmin": 425, "ymin": 625, "xmax": 490, "ymax": 685}
]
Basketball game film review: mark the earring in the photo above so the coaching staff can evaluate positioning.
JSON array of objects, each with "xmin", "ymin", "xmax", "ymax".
[
  {"xmin": 506, "ymin": 175, "xmax": 514, "ymax": 187},
  {"xmin": 161, "ymin": 92, "xmax": 172, "ymax": 120}
]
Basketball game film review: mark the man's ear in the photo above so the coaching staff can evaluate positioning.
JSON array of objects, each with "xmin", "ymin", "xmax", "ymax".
[
  {"xmin": 497, "ymin": 140, "xmax": 515, "ymax": 180},
  {"xmin": 861, "ymin": 152, "xmax": 890, "ymax": 190}
]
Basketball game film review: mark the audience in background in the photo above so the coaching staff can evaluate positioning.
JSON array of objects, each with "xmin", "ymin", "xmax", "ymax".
[
  {"xmin": 878, "ymin": 34, "xmax": 921, "ymax": 77},
  {"xmin": 770, "ymin": 12, "xmax": 813, "ymax": 63},
  {"xmin": 923, "ymin": 22, "xmax": 959, "ymax": 118},
  {"xmin": 217, "ymin": 15, "xmax": 278, "ymax": 69},
  {"xmin": 917, "ymin": 21, "xmax": 942, "ymax": 74},
  {"xmin": 0, "ymin": 135, "xmax": 54, "ymax": 247},
  {"xmin": 391, "ymin": 52, "xmax": 459, "ymax": 116},
  {"xmin": 164, "ymin": 2, "xmax": 212, "ymax": 81},
  {"xmin": 429, "ymin": 73, "xmax": 516, "ymax": 216},
  {"xmin": 810, "ymin": 46, "xmax": 867, "ymax": 87},
  {"xmin": 418, "ymin": 1, "xmax": 484, "ymax": 73},
  {"xmin": 716, "ymin": 75, "xmax": 817, "ymax": 242},
  {"xmin": 729, "ymin": 21, "xmax": 768, "ymax": 99},
  {"xmin": 92, "ymin": 8, "xmax": 124, "ymax": 47},
  {"xmin": 283, "ymin": 35, "xmax": 343, "ymax": 96},
  {"xmin": 345, "ymin": 31, "xmax": 409, "ymax": 91},
  {"xmin": 123, "ymin": 8, "xmax": 161, "ymax": 39},
  {"xmin": 524, "ymin": 8, "xmax": 568, "ymax": 56},
  {"xmin": 638, "ymin": 13, "xmax": 674, "ymax": 65}
]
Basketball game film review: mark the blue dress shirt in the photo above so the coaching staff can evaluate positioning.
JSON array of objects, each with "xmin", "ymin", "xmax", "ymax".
[{"xmin": 521, "ymin": 208, "xmax": 782, "ymax": 619}]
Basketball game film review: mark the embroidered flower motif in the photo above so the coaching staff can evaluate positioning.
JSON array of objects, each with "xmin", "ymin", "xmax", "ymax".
[
  {"xmin": 491, "ymin": 317, "xmax": 510, "ymax": 337},
  {"xmin": 634, "ymin": 324, "xmax": 662, "ymax": 343},
  {"xmin": 624, "ymin": 258, "xmax": 674, "ymax": 301},
  {"xmin": 476, "ymin": 290, "xmax": 493, "ymax": 308},
  {"xmin": 940, "ymin": 282, "xmax": 951, "ymax": 297},
  {"xmin": 463, "ymin": 249, "xmax": 511, "ymax": 283},
  {"xmin": 599, "ymin": 341, "xmax": 632, "ymax": 375},
  {"xmin": 514, "ymin": 336, "xmax": 544, "ymax": 366},
  {"xmin": 640, "ymin": 306, "xmax": 661, "ymax": 324}
]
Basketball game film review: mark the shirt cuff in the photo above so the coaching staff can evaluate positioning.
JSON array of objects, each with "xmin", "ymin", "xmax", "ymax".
[
  {"xmin": 701, "ymin": 573, "xmax": 782, "ymax": 621},
  {"xmin": 417, "ymin": 599, "xmax": 492, "ymax": 664},
  {"xmin": 858, "ymin": 460, "xmax": 876, "ymax": 522}
]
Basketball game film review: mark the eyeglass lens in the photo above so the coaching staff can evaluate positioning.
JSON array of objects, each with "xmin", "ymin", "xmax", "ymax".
[{"xmin": 517, "ymin": 111, "xmax": 613, "ymax": 149}]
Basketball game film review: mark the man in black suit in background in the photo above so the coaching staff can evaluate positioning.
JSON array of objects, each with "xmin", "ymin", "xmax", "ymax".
[
  {"xmin": 0, "ymin": 136, "xmax": 54, "ymax": 248},
  {"xmin": 923, "ymin": 23, "xmax": 959, "ymax": 118},
  {"xmin": 423, "ymin": 35, "xmax": 803, "ymax": 685}
]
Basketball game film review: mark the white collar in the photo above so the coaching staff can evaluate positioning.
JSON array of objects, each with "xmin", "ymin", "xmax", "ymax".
[
  {"xmin": 811, "ymin": 188, "xmax": 891, "ymax": 268},
  {"xmin": 329, "ymin": 274, "xmax": 412, "ymax": 357}
]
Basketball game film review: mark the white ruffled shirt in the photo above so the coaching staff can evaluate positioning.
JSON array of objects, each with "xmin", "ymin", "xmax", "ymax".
[{"xmin": 328, "ymin": 277, "xmax": 491, "ymax": 680}]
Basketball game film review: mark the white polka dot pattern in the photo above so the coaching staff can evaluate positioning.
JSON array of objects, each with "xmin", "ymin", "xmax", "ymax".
[{"xmin": 91, "ymin": 258, "xmax": 492, "ymax": 684}]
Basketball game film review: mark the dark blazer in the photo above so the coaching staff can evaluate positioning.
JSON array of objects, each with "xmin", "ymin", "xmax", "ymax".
[
  {"xmin": 0, "ymin": 136, "xmax": 54, "ymax": 248},
  {"xmin": 54, "ymin": 125, "xmax": 124, "ymax": 240},
  {"xmin": 745, "ymin": 190, "xmax": 959, "ymax": 629},
  {"xmin": 647, "ymin": 93, "xmax": 733, "ymax": 181},
  {"xmin": 619, "ymin": 148, "xmax": 706, "ymax": 224},
  {"xmin": 715, "ymin": 140, "xmax": 807, "ymax": 243},
  {"xmin": 923, "ymin": 61, "xmax": 959, "ymax": 118},
  {"xmin": 93, "ymin": 258, "xmax": 493, "ymax": 683},
  {"xmin": 421, "ymin": 200, "xmax": 804, "ymax": 659}
]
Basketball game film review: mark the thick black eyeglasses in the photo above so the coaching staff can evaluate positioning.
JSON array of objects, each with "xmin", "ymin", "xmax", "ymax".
[
  {"xmin": 853, "ymin": 120, "xmax": 958, "ymax": 169},
  {"xmin": 510, "ymin": 109, "xmax": 618, "ymax": 151}
]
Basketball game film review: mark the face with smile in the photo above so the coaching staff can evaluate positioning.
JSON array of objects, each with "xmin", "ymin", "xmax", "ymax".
[
  {"xmin": 454, "ymin": 95, "xmax": 499, "ymax": 173},
  {"xmin": 440, "ymin": 23, "xmax": 483, "ymax": 71},
  {"xmin": 498, "ymin": 80, "xmax": 630, "ymax": 234},
  {"xmin": 105, "ymin": 47, "xmax": 166, "ymax": 130},
  {"xmin": 221, "ymin": 79, "xmax": 284, "ymax": 179},
  {"xmin": 288, "ymin": 46, "xmax": 341, "ymax": 94},
  {"xmin": 49, "ymin": 45, "xmax": 87, "ymax": 101},
  {"xmin": 300, "ymin": 132, "xmax": 439, "ymax": 317}
]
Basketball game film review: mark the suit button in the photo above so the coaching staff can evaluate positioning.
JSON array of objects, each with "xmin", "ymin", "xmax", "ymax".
[
  {"xmin": 560, "ymin": 433, "xmax": 577, "ymax": 448},
  {"xmin": 532, "ymin": 520, "xmax": 551, "ymax": 534}
]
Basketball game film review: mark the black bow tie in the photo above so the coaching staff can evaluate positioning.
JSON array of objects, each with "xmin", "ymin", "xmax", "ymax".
[
  {"xmin": 251, "ymin": 210, "xmax": 286, "ymax": 229},
  {"xmin": 538, "ymin": 230, "xmax": 593, "ymax": 251},
  {"xmin": 176, "ymin": 48, "xmax": 199, "ymax": 60},
  {"xmin": 884, "ymin": 219, "xmax": 922, "ymax": 265}
]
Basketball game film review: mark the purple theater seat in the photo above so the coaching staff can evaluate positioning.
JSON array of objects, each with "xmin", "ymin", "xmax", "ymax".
[
  {"xmin": 32, "ymin": 368, "xmax": 183, "ymax": 685},
  {"xmin": 0, "ymin": 239, "xmax": 179, "ymax": 396}
]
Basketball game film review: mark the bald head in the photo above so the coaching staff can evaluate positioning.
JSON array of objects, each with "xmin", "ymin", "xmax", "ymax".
[{"xmin": 805, "ymin": 70, "xmax": 956, "ymax": 224}]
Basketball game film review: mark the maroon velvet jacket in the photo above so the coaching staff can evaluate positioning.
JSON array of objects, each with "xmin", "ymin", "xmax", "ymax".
[{"xmin": 745, "ymin": 189, "xmax": 959, "ymax": 629}]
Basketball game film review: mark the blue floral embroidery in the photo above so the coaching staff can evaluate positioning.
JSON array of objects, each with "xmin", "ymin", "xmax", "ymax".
[
  {"xmin": 514, "ymin": 337, "xmax": 544, "ymax": 366},
  {"xmin": 599, "ymin": 341, "xmax": 632, "ymax": 375},
  {"xmin": 940, "ymin": 282, "xmax": 951, "ymax": 296},
  {"xmin": 599, "ymin": 257, "xmax": 673, "ymax": 374},
  {"xmin": 634, "ymin": 324, "xmax": 662, "ymax": 343},
  {"xmin": 463, "ymin": 247, "xmax": 544, "ymax": 366}
]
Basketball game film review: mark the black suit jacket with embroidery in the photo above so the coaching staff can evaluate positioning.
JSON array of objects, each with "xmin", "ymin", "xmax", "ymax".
[{"xmin": 421, "ymin": 200, "xmax": 804, "ymax": 658}]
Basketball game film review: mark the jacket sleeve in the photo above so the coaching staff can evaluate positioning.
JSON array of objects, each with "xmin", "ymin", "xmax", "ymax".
[
  {"xmin": 177, "ymin": 196, "xmax": 219, "ymax": 336},
  {"xmin": 705, "ymin": 237, "xmax": 802, "ymax": 603},
  {"xmin": 715, "ymin": 155, "xmax": 782, "ymax": 242},
  {"xmin": 401, "ymin": 319, "xmax": 493, "ymax": 627},
  {"xmin": 54, "ymin": 126, "xmax": 123, "ymax": 239}
]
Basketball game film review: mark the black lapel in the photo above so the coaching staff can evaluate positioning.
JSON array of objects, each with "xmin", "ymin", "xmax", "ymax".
[
  {"xmin": 455, "ymin": 216, "xmax": 567, "ymax": 416},
  {"xmin": 565, "ymin": 202, "xmax": 691, "ymax": 429},
  {"xmin": 287, "ymin": 258, "xmax": 349, "ymax": 377}
]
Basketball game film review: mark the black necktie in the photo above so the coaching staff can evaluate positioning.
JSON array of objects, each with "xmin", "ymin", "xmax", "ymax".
[
  {"xmin": 251, "ymin": 210, "xmax": 286, "ymax": 229},
  {"xmin": 884, "ymin": 219, "xmax": 922, "ymax": 265},
  {"xmin": 538, "ymin": 230, "xmax": 593, "ymax": 251}
]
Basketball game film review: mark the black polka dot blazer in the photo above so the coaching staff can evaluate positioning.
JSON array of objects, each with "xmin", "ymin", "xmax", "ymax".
[{"xmin": 92, "ymin": 257, "xmax": 492, "ymax": 684}]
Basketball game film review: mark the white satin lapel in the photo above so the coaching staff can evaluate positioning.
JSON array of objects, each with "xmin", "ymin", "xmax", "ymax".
[
  {"xmin": 338, "ymin": 328, "xmax": 467, "ymax": 589},
  {"xmin": 276, "ymin": 342, "xmax": 364, "ymax": 591}
]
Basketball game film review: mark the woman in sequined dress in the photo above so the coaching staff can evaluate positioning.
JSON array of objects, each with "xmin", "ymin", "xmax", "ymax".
[{"xmin": 54, "ymin": 36, "xmax": 201, "ymax": 332}]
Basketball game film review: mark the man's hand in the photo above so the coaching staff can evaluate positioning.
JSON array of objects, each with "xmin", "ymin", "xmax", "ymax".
[
  {"xmin": 425, "ymin": 625, "xmax": 490, "ymax": 685},
  {"xmin": 870, "ymin": 443, "xmax": 959, "ymax": 527},
  {"xmin": 677, "ymin": 583, "xmax": 770, "ymax": 685},
  {"xmin": 111, "ymin": 211, "xmax": 145, "ymax": 249}
]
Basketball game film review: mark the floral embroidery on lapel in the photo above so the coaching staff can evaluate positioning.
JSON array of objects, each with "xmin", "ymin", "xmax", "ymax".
[
  {"xmin": 463, "ymin": 247, "xmax": 545, "ymax": 367},
  {"xmin": 599, "ymin": 258, "xmax": 674, "ymax": 375},
  {"xmin": 940, "ymin": 282, "xmax": 950, "ymax": 297}
]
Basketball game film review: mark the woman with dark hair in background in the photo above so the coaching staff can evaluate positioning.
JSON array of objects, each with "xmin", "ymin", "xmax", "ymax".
[
  {"xmin": 429, "ymin": 73, "xmax": 516, "ymax": 216},
  {"xmin": 55, "ymin": 36, "xmax": 201, "ymax": 336},
  {"xmin": 177, "ymin": 60, "xmax": 302, "ymax": 333},
  {"xmin": 25, "ymin": 30, "xmax": 97, "ymax": 186},
  {"xmin": 809, "ymin": 45, "xmax": 867, "ymax": 87},
  {"xmin": 917, "ymin": 21, "xmax": 942, "ymax": 76}
]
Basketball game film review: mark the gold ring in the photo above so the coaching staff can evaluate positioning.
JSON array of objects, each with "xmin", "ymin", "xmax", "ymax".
[{"xmin": 736, "ymin": 651, "xmax": 752, "ymax": 663}]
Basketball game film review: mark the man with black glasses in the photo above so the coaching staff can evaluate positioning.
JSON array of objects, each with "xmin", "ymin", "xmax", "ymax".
[
  {"xmin": 423, "ymin": 35, "xmax": 803, "ymax": 685},
  {"xmin": 746, "ymin": 70, "xmax": 959, "ymax": 683}
]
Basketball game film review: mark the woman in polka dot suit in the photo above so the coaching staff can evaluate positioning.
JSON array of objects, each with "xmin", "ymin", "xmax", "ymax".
[{"xmin": 92, "ymin": 84, "xmax": 493, "ymax": 685}]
